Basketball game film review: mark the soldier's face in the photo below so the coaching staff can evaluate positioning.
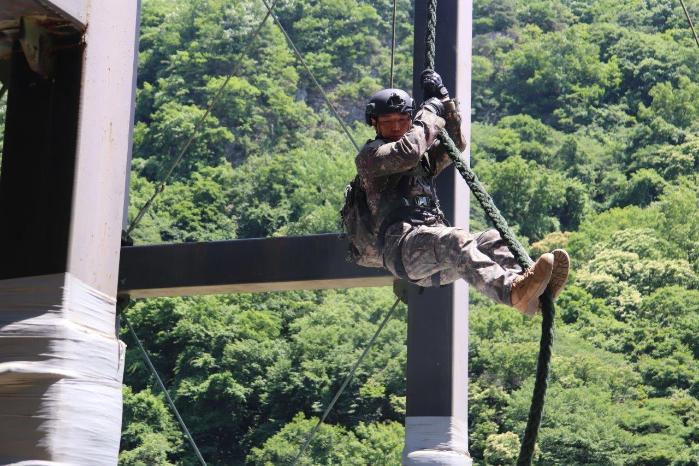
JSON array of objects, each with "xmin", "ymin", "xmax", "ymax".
[{"xmin": 375, "ymin": 113, "xmax": 411, "ymax": 142}]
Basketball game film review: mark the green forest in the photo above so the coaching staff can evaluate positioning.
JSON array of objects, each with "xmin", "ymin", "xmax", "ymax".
[{"xmin": 4, "ymin": 0, "xmax": 698, "ymax": 464}]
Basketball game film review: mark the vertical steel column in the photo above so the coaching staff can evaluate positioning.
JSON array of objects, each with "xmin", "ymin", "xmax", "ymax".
[
  {"xmin": 0, "ymin": 1, "xmax": 139, "ymax": 463},
  {"xmin": 404, "ymin": 1, "xmax": 472, "ymax": 464},
  {"xmin": 0, "ymin": 29, "xmax": 83, "ymax": 278}
]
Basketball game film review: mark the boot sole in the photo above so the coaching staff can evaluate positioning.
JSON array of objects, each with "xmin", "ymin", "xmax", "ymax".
[{"xmin": 550, "ymin": 249, "xmax": 570, "ymax": 299}]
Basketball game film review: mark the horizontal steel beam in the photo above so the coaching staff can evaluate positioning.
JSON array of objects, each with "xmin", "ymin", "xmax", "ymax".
[{"xmin": 118, "ymin": 234, "xmax": 393, "ymax": 298}]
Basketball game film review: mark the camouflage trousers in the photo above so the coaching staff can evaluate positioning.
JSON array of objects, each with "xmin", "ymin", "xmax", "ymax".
[{"xmin": 382, "ymin": 223, "xmax": 522, "ymax": 305}]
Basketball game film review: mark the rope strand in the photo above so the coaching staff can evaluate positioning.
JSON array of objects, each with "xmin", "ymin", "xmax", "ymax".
[
  {"xmin": 423, "ymin": 0, "xmax": 555, "ymax": 458},
  {"xmin": 438, "ymin": 131, "xmax": 532, "ymax": 268},
  {"xmin": 424, "ymin": 6, "xmax": 554, "ymax": 461},
  {"xmin": 424, "ymin": 0, "xmax": 438, "ymax": 71},
  {"xmin": 517, "ymin": 292, "xmax": 554, "ymax": 465}
]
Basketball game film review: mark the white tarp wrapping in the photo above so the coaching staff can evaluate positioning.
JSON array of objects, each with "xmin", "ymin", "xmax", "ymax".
[
  {"xmin": 0, "ymin": 273, "xmax": 125, "ymax": 465},
  {"xmin": 403, "ymin": 416, "xmax": 472, "ymax": 465}
]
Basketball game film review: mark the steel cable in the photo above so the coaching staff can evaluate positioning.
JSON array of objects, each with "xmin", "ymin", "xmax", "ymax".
[
  {"xmin": 390, "ymin": 0, "xmax": 398, "ymax": 88},
  {"xmin": 126, "ymin": 0, "xmax": 279, "ymax": 237},
  {"xmin": 119, "ymin": 300, "xmax": 208, "ymax": 466},
  {"xmin": 679, "ymin": 0, "xmax": 699, "ymax": 49},
  {"xmin": 290, "ymin": 297, "xmax": 402, "ymax": 466},
  {"xmin": 259, "ymin": 0, "xmax": 359, "ymax": 152}
]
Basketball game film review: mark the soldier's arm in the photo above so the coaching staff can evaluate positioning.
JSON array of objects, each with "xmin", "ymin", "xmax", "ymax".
[
  {"xmin": 356, "ymin": 110, "xmax": 445, "ymax": 178},
  {"xmin": 429, "ymin": 99, "xmax": 468, "ymax": 176}
]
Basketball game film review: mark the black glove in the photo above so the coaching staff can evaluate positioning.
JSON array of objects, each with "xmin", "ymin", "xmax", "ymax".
[
  {"xmin": 421, "ymin": 69, "xmax": 449, "ymax": 99},
  {"xmin": 422, "ymin": 97, "xmax": 445, "ymax": 117}
]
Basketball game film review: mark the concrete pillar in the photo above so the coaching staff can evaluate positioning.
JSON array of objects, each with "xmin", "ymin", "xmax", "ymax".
[
  {"xmin": 0, "ymin": 1, "xmax": 139, "ymax": 463},
  {"xmin": 404, "ymin": 1, "xmax": 472, "ymax": 464}
]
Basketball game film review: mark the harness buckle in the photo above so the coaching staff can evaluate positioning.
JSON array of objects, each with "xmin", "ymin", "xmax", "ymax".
[{"xmin": 414, "ymin": 195, "xmax": 432, "ymax": 208}]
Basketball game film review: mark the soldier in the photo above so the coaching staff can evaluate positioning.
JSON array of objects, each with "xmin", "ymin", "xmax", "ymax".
[{"xmin": 348, "ymin": 70, "xmax": 569, "ymax": 315}]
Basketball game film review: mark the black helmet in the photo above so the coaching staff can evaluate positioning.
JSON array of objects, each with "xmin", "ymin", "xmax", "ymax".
[{"xmin": 364, "ymin": 88, "xmax": 415, "ymax": 125}]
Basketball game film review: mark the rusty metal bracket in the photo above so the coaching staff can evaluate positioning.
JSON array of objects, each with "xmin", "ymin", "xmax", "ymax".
[
  {"xmin": 19, "ymin": 16, "xmax": 80, "ymax": 78},
  {"xmin": 20, "ymin": 17, "xmax": 57, "ymax": 77}
]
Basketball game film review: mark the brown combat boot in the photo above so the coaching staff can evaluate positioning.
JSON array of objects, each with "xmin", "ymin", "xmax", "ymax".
[
  {"xmin": 511, "ymin": 253, "xmax": 554, "ymax": 316},
  {"xmin": 550, "ymin": 249, "xmax": 570, "ymax": 299}
]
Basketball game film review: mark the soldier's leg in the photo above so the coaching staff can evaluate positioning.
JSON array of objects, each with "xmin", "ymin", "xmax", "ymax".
[
  {"xmin": 401, "ymin": 226, "xmax": 521, "ymax": 304},
  {"xmin": 476, "ymin": 229, "xmax": 522, "ymax": 273}
]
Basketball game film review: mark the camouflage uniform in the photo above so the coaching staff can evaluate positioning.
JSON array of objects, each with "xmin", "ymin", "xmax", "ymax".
[{"xmin": 355, "ymin": 102, "xmax": 521, "ymax": 305}]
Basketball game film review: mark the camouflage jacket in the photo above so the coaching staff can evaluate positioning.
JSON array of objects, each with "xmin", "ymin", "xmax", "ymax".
[{"xmin": 354, "ymin": 100, "xmax": 468, "ymax": 246}]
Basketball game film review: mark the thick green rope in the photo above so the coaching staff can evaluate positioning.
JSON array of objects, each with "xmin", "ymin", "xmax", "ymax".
[
  {"xmin": 424, "ymin": 2, "xmax": 554, "ymax": 463},
  {"xmin": 438, "ymin": 130, "xmax": 554, "ymax": 464},
  {"xmin": 425, "ymin": 0, "xmax": 437, "ymax": 74},
  {"xmin": 438, "ymin": 131, "xmax": 531, "ymax": 268}
]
